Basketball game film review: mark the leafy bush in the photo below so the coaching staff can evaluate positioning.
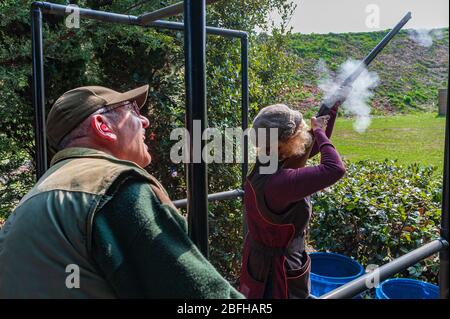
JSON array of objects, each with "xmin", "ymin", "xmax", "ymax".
[
  {"xmin": 0, "ymin": 136, "xmax": 34, "ymax": 223},
  {"xmin": 310, "ymin": 159, "xmax": 442, "ymax": 283}
]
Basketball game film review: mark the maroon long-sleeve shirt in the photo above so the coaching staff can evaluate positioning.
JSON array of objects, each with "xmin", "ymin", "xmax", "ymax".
[{"xmin": 264, "ymin": 107, "xmax": 346, "ymax": 214}]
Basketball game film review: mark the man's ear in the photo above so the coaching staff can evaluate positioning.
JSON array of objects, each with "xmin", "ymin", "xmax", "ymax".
[{"xmin": 91, "ymin": 114, "xmax": 117, "ymax": 142}]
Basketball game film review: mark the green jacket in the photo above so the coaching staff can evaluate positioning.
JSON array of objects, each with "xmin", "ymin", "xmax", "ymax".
[{"xmin": 0, "ymin": 147, "xmax": 243, "ymax": 299}]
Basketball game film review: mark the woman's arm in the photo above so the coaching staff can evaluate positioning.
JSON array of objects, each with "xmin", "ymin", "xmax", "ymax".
[{"xmin": 265, "ymin": 128, "xmax": 346, "ymax": 214}]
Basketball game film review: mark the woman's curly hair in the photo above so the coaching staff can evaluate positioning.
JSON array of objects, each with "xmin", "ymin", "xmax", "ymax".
[
  {"xmin": 252, "ymin": 104, "xmax": 313, "ymax": 160},
  {"xmin": 278, "ymin": 119, "xmax": 313, "ymax": 160}
]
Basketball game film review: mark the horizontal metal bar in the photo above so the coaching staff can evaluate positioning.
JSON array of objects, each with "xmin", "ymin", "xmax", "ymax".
[
  {"xmin": 138, "ymin": 1, "xmax": 184, "ymax": 25},
  {"xmin": 33, "ymin": 1, "xmax": 139, "ymax": 25},
  {"xmin": 31, "ymin": 2, "xmax": 247, "ymax": 38},
  {"xmin": 149, "ymin": 20, "xmax": 248, "ymax": 38},
  {"xmin": 138, "ymin": 0, "xmax": 221, "ymax": 25},
  {"xmin": 173, "ymin": 189, "xmax": 244, "ymax": 208},
  {"xmin": 320, "ymin": 238, "xmax": 449, "ymax": 299}
]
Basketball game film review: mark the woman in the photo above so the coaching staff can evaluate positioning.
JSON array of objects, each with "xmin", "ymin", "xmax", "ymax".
[{"xmin": 239, "ymin": 102, "xmax": 346, "ymax": 299}]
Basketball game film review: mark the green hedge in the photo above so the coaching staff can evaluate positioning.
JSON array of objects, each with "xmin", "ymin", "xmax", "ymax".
[{"xmin": 310, "ymin": 159, "xmax": 442, "ymax": 284}]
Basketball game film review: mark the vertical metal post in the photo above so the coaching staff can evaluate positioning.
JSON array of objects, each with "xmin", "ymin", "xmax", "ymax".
[
  {"xmin": 184, "ymin": 0, "xmax": 209, "ymax": 257},
  {"xmin": 241, "ymin": 35, "xmax": 249, "ymax": 237},
  {"xmin": 31, "ymin": 4, "xmax": 48, "ymax": 180},
  {"xmin": 440, "ymin": 74, "xmax": 449, "ymax": 299},
  {"xmin": 241, "ymin": 35, "xmax": 249, "ymax": 188}
]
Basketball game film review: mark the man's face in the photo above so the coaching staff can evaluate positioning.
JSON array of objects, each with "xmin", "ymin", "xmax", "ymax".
[{"xmin": 111, "ymin": 101, "xmax": 151, "ymax": 168}]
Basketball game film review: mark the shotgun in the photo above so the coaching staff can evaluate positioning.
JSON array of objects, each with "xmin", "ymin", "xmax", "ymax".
[{"xmin": 283, "ymin": 12, "xmax": 412, "ymax": 169}]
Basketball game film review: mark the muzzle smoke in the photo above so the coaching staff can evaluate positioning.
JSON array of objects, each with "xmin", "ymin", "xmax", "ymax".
[{"xmin": 317, "ymin": 59, "xmax": 380, "ymax": 133}]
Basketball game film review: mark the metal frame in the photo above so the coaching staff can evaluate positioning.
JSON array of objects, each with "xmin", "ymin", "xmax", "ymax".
[
  {"xmin": 31, "ymin": 5, "xmax": 47, "ymax": 176},
  {"xmin": 320, "ymin": 239, "xmax": 448, "ymax": 299},
  {"xmin": 184, "ymin": 0, "xmax": 209, "ymax": 256},
  {"xmin": 439, "ymin": 73, "xmax": 449, "ymax": 299},
  {"xmin": 138, "ymin": 0, "xmax": 221, "ymax": 25},
  {"xmin": 173, "ymin": 189, "xmax": 244, "ymax": 208},
  {"xmin": 30, "ymin": 1, "xmax": 448, "ymax": 298},
  {"xmin": 30, "ymin": 1, "xmax": 248, "ymax": 257}
]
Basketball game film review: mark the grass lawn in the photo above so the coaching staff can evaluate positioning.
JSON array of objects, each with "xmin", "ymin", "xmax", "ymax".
[{"xmin": 332, "ymin": 113, "xmax": 446, "ymax": 171}]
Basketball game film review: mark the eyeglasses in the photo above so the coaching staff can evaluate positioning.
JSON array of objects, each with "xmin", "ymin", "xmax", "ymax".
[
  {"xmin": 98, "ymin": 100, "xmax": 141, "ymax": 117},
  {"xmin": 122, "ymin": 101, "xmax": 141, "ymax": 117}
]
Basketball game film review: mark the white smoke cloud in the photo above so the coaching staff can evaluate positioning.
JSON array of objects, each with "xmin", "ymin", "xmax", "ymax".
[
  {"xmin": 431, "ymin": 29, "xmax": 444, "ymax": 40},
  {"xmin": 317, "ymin": 59, "xmax": 380, "ymax": 133},
  {"xmin": 408, "ymin": 29, "xmax": 433, "ymax": 47},
  {"xmin": 407, "ymin": 28, "xmax": 444, "ymax": 47}
]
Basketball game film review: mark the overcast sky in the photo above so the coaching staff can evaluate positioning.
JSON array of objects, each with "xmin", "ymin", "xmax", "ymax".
[{"xmin": 267, "ymin": 0, "xmax": 449, "ymax": 34}]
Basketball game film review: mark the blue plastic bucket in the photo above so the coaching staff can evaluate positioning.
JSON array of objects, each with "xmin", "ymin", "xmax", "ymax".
[
  {"xmin": 375, "ymin": 278, "xmax": 439, "ymax": 299},
  {"xmin": 310, "ymin": 252, "xmax": 365, "ymax": 297}
]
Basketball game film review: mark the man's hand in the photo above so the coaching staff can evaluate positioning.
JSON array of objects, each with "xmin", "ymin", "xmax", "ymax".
[{"xmin": 311, "ymin": 115, "xmax": 330, "ymax": 131}]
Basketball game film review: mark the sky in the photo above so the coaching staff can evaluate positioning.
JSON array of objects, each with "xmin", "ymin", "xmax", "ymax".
[{"xmin": 266, "ymin": 0, "xmax": 449, "ymax": 34}]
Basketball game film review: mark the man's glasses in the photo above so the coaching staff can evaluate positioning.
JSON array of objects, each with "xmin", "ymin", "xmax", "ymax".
[
  {"xmin": 98, "ymin": 100, "xmax": 141, "ymax": 117},
  {"xmin": 122, "ymin": 101, "xmax": 141, "ymax": 117}
]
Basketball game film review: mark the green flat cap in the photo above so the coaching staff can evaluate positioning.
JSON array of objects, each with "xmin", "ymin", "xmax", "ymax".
[{"xmin": 47, "ymin": 85, "xmax": 149, "ymax": 150}]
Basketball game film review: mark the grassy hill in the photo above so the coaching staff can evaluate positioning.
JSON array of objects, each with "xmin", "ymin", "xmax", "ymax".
[{"xmin": 284, "ymin": 28, "xmax": 449, "ymax": 115}]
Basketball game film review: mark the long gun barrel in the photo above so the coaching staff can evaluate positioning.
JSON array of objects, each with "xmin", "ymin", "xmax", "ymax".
[
  {"xmin": 283, "ymin": 12, "xmax": 412, "ymax": 170},
  {"xmin": 317, "ymin": 11, "xmax": 412, "ymax": 116}
]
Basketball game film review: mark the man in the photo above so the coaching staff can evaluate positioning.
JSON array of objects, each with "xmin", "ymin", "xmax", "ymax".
[{"xmin": 0, "ymin": 85, "xmax": 244, "ymax": 299}]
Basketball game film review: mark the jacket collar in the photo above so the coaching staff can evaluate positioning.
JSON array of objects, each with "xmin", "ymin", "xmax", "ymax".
[{"xmin": 50, "ymin": 147, "xmax": 143, "ymax": 171}]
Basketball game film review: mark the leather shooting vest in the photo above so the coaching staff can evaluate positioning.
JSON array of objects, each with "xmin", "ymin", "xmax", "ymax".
[
  {"xmin": 0, "ymin": 147, "xmax": 177, "ymax": 298},
  {"xmin": 239, "ymin": 161, "xmax": 312, "ymax": 299}
]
